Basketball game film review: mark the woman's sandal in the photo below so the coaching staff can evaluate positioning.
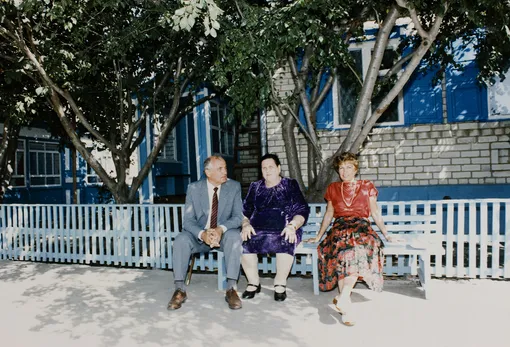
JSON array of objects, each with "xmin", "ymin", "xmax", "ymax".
[
  {"xmin": 333, "ymin": 296, "xmax": 355, "ymax": 326},
  {"xmin": 341, "ymin": 312, "xmax": 355, "ymax": 327},
  {"xmin": 332, "ymin": 296, "xmax": 344, "ymax": 314}
]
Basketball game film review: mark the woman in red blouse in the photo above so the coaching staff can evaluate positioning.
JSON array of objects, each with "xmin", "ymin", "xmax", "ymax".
[{"xmin": 305, "ymin": 152, "xmax": 394, "ymax": 326}]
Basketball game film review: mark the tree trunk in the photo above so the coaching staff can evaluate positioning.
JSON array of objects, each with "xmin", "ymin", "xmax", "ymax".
[
  {"xmin": 0, "ymin": 119, "xmax": 21, "ymax": 202},
  {"xmin": 306, "ymin": 155, "xmax": 336, "ymax": 202},
  {"xmin": 281, "ymin": 116, "xmax": 305, "ymax": 191}
]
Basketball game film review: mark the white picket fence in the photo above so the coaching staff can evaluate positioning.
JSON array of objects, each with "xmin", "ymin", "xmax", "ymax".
[{"xmin": 0, "ymin": 199, "xmax": 509, "ymax": 279}]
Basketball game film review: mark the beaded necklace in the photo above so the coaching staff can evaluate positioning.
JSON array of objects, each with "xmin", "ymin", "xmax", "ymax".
[{"xmin": 340, "ymin": 180, "xmax": 360, "ymax": 207}]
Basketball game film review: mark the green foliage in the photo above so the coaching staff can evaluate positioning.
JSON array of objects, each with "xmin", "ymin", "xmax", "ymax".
[
  {"xmin": 208, "ymin": 0, "xmax": 365, "ymax": 122},
  {"xmin": 1, "ymin": 0, "xmax": 225, "ymax": 202}
]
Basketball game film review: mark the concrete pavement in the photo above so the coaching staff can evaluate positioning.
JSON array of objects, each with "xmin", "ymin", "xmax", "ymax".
[{"xmin": 0, "ymin": 260, "xmax": 508, "ymax": 347}]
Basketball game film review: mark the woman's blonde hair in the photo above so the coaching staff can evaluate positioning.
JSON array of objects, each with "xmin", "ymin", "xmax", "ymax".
[{"xmin": 333, "ymin": 152, "xmax": 359, "ymax": 172}]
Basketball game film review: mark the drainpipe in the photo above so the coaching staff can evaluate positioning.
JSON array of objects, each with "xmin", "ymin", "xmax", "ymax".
[{"xmin": 260, "ymin": 109, "xmax": 267, "ymax": 156}]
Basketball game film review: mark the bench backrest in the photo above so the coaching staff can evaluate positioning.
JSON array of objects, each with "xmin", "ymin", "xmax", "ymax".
[{"xmin": 302, "ymin": 214, "xmax": 439, "ymax": 243}]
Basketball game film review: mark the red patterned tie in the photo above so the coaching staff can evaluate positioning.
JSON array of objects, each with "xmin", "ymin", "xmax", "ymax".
[{"xmin": 210, "ymin": 187, "xmax": 218, "ymax": 228}]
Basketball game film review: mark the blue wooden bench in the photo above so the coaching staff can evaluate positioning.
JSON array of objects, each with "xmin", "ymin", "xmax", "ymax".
[
  {"xmin": 186, "ymin": 205, "xmax": 444, "ymax": 298},
  {"xmin": 295, "ymin": 213, "xmax": 444, "ymax": 298}
]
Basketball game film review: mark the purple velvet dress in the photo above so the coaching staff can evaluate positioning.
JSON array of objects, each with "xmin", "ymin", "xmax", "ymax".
[{"xmin": 242, "ymin": 177, "xmax": 310, "ymax": 255}]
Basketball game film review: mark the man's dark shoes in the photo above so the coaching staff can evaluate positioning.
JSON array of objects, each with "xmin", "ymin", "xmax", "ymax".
[
  {"xmin": 274, "ymin": 285, "xmax": 287, "ymax": 302},
  {"xmin": 225, "ymin": 288, "xmax": 242, "ymax": 309},
  {"xmin": 167, "ymin": 289, "xmax": 187, "ymax": 310},
  {"xmin": 241, "ymin": 283, "xmax": 261, "ymax": 299}
]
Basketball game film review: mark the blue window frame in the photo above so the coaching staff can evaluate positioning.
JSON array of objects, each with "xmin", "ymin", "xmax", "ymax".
[{"xmin": 29, "ymin": 141, "xmax": 61, "ymax": 187}]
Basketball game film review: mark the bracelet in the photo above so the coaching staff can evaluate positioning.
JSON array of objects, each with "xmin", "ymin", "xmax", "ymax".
[{"xmin": 286, "ymin": 223, "xmax": 297, "ymax": 231}]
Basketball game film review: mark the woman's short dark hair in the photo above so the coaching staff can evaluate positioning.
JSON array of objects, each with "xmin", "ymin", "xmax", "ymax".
[
  {"xmin": 333, "ymin": 152, "xmax": 359, "ymax": 171},
  {"xmin": 260, "ymin": 153, "xmax": 281, "ymax": 167}
]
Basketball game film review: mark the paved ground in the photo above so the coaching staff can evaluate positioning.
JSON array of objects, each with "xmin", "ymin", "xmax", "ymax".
[{"xmin": 0, "ymin": 260, "xmax": 508, "ymax": 347}]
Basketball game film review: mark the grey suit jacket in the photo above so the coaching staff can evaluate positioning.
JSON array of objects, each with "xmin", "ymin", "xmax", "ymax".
[{"xmin": 182, "ymin": 178, "xmax": 243, "ymax": 240}]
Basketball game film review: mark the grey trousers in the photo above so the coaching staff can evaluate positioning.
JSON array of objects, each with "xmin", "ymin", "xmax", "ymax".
[{"xmin": 172, "ymin": 229, "xmax": 242, "ymax": 284}]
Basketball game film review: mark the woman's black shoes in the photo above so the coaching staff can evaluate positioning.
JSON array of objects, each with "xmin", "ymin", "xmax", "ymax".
[
  {"xmin": 274, "ymin": 285, "xmax": 287, "ymax": 302},
  {"xmin": 241, "ymin": 283, "xmax": 287, "ymax": 301},
  {"xmin": 241, "ymin": 283, "xmax": 261, "ymax": 299}
]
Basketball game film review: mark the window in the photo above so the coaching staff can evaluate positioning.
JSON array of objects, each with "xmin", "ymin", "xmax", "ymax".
[
  {"xmin": 29, "ymin": 141, "xmax": 61, "ymax": 186},
  {"xmin": 157, "ymin": 129, "xmax": 178, "ymax": 162},
  {"xmin": 334, "ymin": 44, "xmax": 403, "ymax": 127},
  {"xmin": 336, "ymin": 50, "xmax": 362, "ymax": 125},
  {"xmin": 489, "ymin": 70, "xmax": 510, "ymax": 119},
  {"xmin": 85, "ymin": 162, "xmax": 102, "ymax": 184},
  {"xmin": 210, "ymin": 102, "xmax": 234, "ymax": 156},
  {"xmin": 11, "ymin": 140, "xmax": 26, "ymax": 187}
]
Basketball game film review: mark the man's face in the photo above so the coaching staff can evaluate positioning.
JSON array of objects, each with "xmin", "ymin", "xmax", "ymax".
[{"xmin": 205, "ymin": 158, "xmax": 228, "ymax": 186}]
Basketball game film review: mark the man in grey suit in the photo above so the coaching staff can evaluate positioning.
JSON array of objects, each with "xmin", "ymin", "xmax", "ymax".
[{"xmin": 167, "ymin": 155, "xmax": 244, "ymax": 310}]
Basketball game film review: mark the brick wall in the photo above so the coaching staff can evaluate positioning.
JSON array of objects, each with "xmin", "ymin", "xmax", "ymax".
[
  {"xmin": 253, "ymin": 63, "xmax": 510, "ymax": 189},
  {"xmin": 264, "ymin": 73, "xmax": 510, "ymax": 187}
]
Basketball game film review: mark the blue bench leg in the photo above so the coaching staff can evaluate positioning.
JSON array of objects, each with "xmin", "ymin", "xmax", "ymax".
[{"xmin": 312, "ymin": 250, "xmax": 319, "ymax": 295}]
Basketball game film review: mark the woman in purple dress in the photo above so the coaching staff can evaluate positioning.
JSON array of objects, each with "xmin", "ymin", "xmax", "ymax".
[{"xmin": 240, "ymin": 153, "xmax": 309, "ymax": 301}]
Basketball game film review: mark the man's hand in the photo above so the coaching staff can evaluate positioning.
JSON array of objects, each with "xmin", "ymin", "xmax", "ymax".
[{"xmin": 202, "ymin": 227, "xmax": 223, "ymax": 248}]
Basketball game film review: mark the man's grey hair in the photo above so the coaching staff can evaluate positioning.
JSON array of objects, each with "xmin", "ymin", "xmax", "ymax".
[{"xmin": 203, "ymin": 155, "xmax": 224, "ymax": 171}]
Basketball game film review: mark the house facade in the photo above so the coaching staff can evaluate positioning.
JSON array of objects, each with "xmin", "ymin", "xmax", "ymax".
[
  {"xmin": 263, "ymin": 22, "xmax": 510, "ymax": 201},
  {"xmin": 1, "ymin": 88, "xmax": 235, "ymax": 204},
  {"xmin": 2, "ymin": 20, "xmax": 509, "ymax": 204}
]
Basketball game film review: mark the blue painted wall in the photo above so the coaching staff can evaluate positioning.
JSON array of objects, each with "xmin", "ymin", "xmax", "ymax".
[{"xmin": 377, "ymin": 184, "xmax": 510, "ymax": 201}]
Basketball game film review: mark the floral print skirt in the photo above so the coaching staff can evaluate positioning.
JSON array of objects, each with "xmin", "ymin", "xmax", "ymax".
[{"xmin": 317, "ymin": 216, "xmax": 384, "ymax": 292}]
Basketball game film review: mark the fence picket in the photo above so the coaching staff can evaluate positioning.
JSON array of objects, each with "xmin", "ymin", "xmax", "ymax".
[
  {"xmin": 155, "ymin": 206, "xmax": 162, "ymax": 269},
  {"xmin": 133, "ymin": 206, "xmax": 140, "ymax": 266},
  {"xmin": 105, "ymin": 206, "xmax": 112, "ymax": 265},
  {"xmin": 479, "ymin": 202, "xmax": 488, "ymax": 279},
  {"xmin": 29, "ymin": 206, "xmax": 35, "ymax": 261},
  {"xmin": 8, "ymin": 206, "xmax": 14, "ymax": 259},
  {"xmin": 42, "ymin": 206, "xmax": 48, "ymax": 261},
  {"xmin": 91, "ymin": 206, "xmax": 97, "ymax": 264},
  {"xmin": 457, "ymin": 202, "xmax": 466, "ymax": 277},
  {"xmin": 492, "ymin": 202, "xmax": 501, "ymax": 278},
  {"xmin": 35, "ymin": 206, "xmax": 41, "ymax": 261},
  {"xmin": 468, "ymin": 202, "xmax": 477, "ymax": 278},
  {"xmin": 148, "ymin": 206, "xmax": 155, "ymax": 268},
  {"xmin": 445, "ymin": 202, "xmax": 455, "ymax": 277},
  {"xmin": 504, "ymin": 202, "xmax": 510, "ymax": 278},
  {"xmin": 397, "ymin": 202, "xmax": 406, "ymax": 275},
  {"xmin": 0, "ymin": 206, "xmax": 5, "ymax": 259},
  {"xmin": 164, "ymin": 206, "xmax": 171, "ymax": 268},
  {"xmin": 21, "ymin": 205, "xmax": 28, "ymax": 260},
  {"xmin": 141, "ymin": 207, "xmax": 147, "ymax": 267},
  {"xmin": 71, "ymin": 205, "xmax": 77, "ymax": 263}
]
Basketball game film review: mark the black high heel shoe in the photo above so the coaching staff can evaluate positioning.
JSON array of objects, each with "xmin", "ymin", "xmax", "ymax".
[
  {"xmin": 274, "ymin": 285, "xmax": 287, "ymax": 302},
  {"xmin": 241, "ymin": 283, "xmax": 261, "ymax": 299}
]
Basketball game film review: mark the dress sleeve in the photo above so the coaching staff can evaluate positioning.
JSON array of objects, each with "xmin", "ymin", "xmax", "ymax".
[
  {"xmin": 242, "ymin": 181, "xmax": 257, "ymax": 218},
  {"xmin": 324, "ymin": 183, "xmax": 333, "ymax": 202},
  {"xmin": 287, "ymin": 179, "xmax": 310, "ymax": 224},
  {"xmin": 367, "ymin": 181, "xmax": 379, "ymax": 197}
]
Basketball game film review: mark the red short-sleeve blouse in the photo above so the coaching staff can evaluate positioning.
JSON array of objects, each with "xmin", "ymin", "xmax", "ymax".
[{"xmin": 324, "ymin": 180, "xmax": 378, "ymax": 218}]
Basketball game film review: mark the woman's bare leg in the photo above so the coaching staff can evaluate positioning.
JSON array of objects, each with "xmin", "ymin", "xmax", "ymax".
[
  {"xmin": 274, "ymin": 253, "xmax": 294, "ymax": 293},
  {"xmin": 241, "ymin": 254, "xmax": 259, "ymax": 291},
  {"xmin": 336, "ymin": 274, "xmax": 358, "ymax": 326}
]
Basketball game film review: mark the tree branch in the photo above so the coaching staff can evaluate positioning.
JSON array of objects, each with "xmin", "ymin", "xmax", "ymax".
[
  {"xmin": 287, "ymin": 54, "xmax": 320, "ymax": 146},
  {"xmin": 381, "ymin": 51, "xmax": 415, "ymax": 82},
  {"xmin": 339, "ymin": 4, "xmax": 400, "ymax": 152},
  {"xmin": 312, "ymin": 68, "xmax": 336, "ymax": 113},
  {"xmin": 351, "ymin": 1, "xmax": 448, "ymax": 150}
]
